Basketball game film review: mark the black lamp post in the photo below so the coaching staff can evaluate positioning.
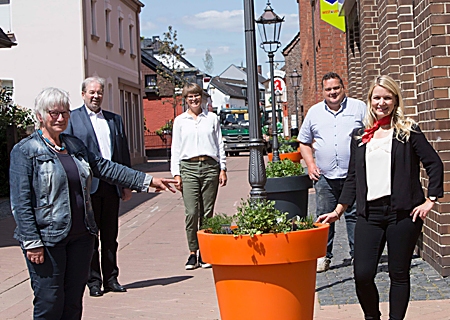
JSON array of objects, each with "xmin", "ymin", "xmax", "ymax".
[
  {"xmin": 243, "ymin": 0, "xmax": 268, "ymax": 200},
  {"xmin": 256, "ymin": 1, "xmax": 284, "ymax": 162},
  {"xmin": 289, "ymin": 69, "xmax": 301, "ymax": 129}
]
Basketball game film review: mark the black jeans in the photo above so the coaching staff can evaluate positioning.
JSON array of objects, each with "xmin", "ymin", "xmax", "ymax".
[
  {"xmin": 24, "ymin": 233, "xmax": 95, "ymax": 320},
  {"xmin": 353, "ymin": 197, "xmax": 423, "ymax": 320}
]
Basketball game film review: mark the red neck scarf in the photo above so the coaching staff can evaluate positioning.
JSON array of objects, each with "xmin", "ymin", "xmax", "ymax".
[{"xmin": 361, "ymin": 115, "xmax": 392, "ymax": 144}]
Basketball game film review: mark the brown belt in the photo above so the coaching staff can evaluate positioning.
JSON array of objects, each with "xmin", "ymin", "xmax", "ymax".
[{"xmin": 187, "ymin": 156, "xmax": 211, "ymax": 161}]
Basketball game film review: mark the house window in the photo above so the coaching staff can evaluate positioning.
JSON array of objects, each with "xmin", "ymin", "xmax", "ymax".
[
  {"xmin": 118, "ymin": 17, "xmax": 124, "ymax": 49},
  {"xmin": 145, "ymin": 75, "xmax": 157, "ymax": 87},
  {"xmin": 0, "ymin": 0, "xmax": 11, "ymax": 33},
  {"xmin": 242, "ymin": 88, "xmax": 247, "ymax": 97},
  {"xmin": 108, "ymin": 83, "xmax": 113, "ymax": 110},
  {"xmin": 105, "ymin": 8, "xmax": 111, "ymax": 45},
  {"xmin": 259, "ymin": 90, "xmax": 265, "ymax": 101},
  {"xmin": 129, "ymin": 24, "xmax": 134, "ymax": 56},
  {"xmin": 90, "ymin": 0, "xmax": 97, "ymax": 37}
]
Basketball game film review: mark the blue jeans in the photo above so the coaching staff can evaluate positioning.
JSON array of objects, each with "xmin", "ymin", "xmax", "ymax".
[
  {"xmin": 24, "ymin": 233, "xmax": 95, "ymax": 320},
  {"xmin": 314, "ymin": 175, "xmax": 356, "ymax": 259}
]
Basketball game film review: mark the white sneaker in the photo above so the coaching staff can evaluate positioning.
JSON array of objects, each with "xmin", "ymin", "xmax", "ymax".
[
  {"xmin": 316, "ymin": 257, "xmax": 331, "ymax": 273},
  {"xmin": 198, "ymin": 254, "xmax": 212, "ymax": 269}
]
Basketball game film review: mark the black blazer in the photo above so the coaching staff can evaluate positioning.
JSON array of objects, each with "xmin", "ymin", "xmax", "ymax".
[
  {"xmin": 339, "ymin": 125, "xmax": 443, "ymax": 217},
  {"xmin": 65, "ymin": 106, "xmax": 131, "ymax": 195}
]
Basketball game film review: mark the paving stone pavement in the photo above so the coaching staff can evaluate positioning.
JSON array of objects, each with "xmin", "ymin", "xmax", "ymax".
[{"xmin": 313, "ymin": 194, "xmax": 450, "ymax": 306}]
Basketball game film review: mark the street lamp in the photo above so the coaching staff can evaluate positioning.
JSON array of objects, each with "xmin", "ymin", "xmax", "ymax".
[
  {"xmin": 256, "ymin": 1, "xmax": 284, "ymax": 162},
  {"xmin": 243, "ymin": 0, "xmax": 268, "ymax": 200},
  {"xmin": 289, "ymin": 69, "xmax": 301, "ymax": 133}
]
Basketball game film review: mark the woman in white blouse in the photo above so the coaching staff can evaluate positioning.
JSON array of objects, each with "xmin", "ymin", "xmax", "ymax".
[
  {"xmin": 170, "ymin": 83, "xmax": 227, "ymax": 270},
  {"xmin": 317, "ymin": 75, "xmax": 443, "ymax": 320}
]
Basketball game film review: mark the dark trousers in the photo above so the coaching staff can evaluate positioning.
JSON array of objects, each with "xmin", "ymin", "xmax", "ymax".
[
  {"xmin": 87, "ymin": 181, "xmax": 120, "ymax": 288},
  {"xmin": 353, "ymin": 197, "xmax": 423, "ymax": 320},
  {"xmin": 24, "ymin": 233, "xmax": 94, "ymax": 320}
]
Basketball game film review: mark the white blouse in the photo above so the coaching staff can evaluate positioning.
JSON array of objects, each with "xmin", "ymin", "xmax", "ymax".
[{"xmin": 365, "ymin": 130, "xmax": 393, "ymax": 201}]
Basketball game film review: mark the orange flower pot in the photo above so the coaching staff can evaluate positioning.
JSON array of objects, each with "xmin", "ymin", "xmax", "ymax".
[
  {"xmin": 197, "ymin": 223, "xmax": 329, "ymax": 320},
  {"xmin": 268, "ymin": 151, "xmax": 302, "ymax": 163}
]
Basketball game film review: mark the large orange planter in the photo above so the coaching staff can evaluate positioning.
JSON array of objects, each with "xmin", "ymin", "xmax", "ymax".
[
  {"xmin": 197, "ymin": 223, "xmax": 329, "ymax": 320},
  {"xmin": 268, "ymin": 151, "xmax": 302, "ymax": 163}
]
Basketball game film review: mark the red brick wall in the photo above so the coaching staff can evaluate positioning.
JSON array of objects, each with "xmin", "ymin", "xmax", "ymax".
[
  {"xmin": 141, "ymin": 61, "xmax": 183, "ymax": 149},
  {"xmin": 143, "ymin": 97, "xmax": 179, "ymax": 133},
  {"xmin": 298, "ymin": 0, "xmax": 348, "ymax": 115},
  {"xmin": 414, "ymin": 0, "xmax": 450, "ymax": 276},
  {"xmin": 346, "ymin": 4, "xmax": 363, "ymax": 101},
  {"xmin": 283, "ymin": 35, "xmax": 302, "ymax": 130}
]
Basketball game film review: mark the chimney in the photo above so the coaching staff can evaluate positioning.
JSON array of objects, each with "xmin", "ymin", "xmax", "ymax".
[{"xmin": 257, "ymin": 65, "xmax": 262, "ymax": 75}]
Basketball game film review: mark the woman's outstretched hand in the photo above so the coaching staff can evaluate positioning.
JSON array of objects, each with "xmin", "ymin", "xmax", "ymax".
[
  {"xmin": 316, "ymin": 211, "xmax": 340, "ymax": 224},
  {"xmin": 150, "ymin": 178, "xmax": 177, "ymax": 193}
]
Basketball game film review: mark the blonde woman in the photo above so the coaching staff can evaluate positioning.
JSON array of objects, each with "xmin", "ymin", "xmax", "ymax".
[{"xmin": 317, "ymin": 75, "xmax": 443, "ymax": 320}]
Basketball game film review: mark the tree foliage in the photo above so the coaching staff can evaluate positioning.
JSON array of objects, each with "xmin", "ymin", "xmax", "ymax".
[
  {"xmin": 202, "ymin": 49, "xmax": 214, "ymax": 74},
  {"xmin": 156, "ymin": 26, "xmax": 187, "ymax": 120},
  {"xmin": 0, "ymin": 87, "xmax": 35, "ymax": 196}
]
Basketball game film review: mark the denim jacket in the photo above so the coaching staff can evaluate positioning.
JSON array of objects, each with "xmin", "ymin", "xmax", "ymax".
[{"xmin": 9, "ymin": 131, "xmax": 151, "ymax": 247}]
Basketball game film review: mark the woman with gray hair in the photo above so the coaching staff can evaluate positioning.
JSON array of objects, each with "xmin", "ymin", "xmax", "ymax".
[{"xmin": 9, "ymin": 87, "xmax": 176, "ymax": 319}]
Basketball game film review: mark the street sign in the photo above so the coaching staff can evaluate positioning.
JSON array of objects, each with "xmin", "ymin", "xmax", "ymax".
[
  {"xmin": 320, "ymin": 0, "xmax": 346, "ymax": 32},
  {"xmin": 273, "ymin": 77, "xmax": 286, "ymax": 93}
]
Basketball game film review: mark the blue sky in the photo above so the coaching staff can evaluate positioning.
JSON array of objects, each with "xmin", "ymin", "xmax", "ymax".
[{"xmin": 140, "ymin": 0, "xmax": 299, "ymax": 77}]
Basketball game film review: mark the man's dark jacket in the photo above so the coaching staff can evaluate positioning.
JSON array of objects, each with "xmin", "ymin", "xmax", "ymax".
[{"xmin": 65, "ymin": 106, "xmax": 131, "ymax": 196}]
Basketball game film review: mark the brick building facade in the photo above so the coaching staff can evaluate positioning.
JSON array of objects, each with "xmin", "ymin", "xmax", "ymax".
[
  {"xmin": 282, "ymin": 33, "xmax": 303, "ymax": 130},
  {"xmin": 297, "ymin": 0, "xmax": 450, "ymax": 276}
]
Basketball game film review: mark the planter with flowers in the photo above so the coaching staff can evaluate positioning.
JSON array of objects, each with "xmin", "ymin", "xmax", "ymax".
[
  {"xmin": 265, "ymin": 159, "xmax": 312, "ymax": 219},
  {"xmin": 198, "ymin": 199, "xmax": 329, "ymax": 320},
  {"xmin": 268, "ymin": 137, "xmax": 302, "ymax": 162}
]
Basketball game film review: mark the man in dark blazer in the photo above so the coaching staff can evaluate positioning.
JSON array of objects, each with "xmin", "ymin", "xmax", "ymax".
[{"xmin": 65, "ymin": 76, "xmax": 131, "ymax": 297}]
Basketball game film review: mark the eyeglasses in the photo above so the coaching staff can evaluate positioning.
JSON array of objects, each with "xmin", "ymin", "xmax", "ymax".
[
  {"xmin": 48, "ymin": 110, "xmax": 70, "ymax": 119},
  {"xmin": 186, "ymin": 94, "xmax": 201, "ymax": 100}
]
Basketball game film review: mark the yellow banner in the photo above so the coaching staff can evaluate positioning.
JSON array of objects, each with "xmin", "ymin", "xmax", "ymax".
[{"xmin": 320, "ymin": 0, "xmax": 346, "ymax": 32}]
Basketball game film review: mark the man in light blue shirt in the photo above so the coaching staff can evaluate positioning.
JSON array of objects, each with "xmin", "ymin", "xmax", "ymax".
[{"xmin": 299, "ymin": 72, "xmax": 366, "ymax": 272}]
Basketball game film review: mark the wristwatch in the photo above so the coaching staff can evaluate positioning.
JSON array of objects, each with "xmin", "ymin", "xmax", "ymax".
[{"xmin": 429, "ymin": 196, "xmax": 437, "ymax": 202}]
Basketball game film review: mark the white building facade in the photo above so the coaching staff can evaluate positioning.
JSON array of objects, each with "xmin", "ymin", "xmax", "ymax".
[{"xmin": 0, "ymin": 0, "xmax": 145, "ymax": 164}]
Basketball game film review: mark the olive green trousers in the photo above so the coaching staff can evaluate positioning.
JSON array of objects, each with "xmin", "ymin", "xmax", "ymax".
[{"xmin": 180, "ymin": 158, "xmax": 220, "ymax": 252}]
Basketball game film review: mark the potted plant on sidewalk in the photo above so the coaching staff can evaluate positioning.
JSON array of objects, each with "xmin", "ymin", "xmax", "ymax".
[
  {"xmin": 198, "ymin": 199, "xmax": 329, "ymax": 320},
  {"xmin": 265, "ymin": 159, "xmax": 312, "ymax": 219},
  {"xmin": 268, "ymin": 136, "xmax": 302, "ymax": 162}
]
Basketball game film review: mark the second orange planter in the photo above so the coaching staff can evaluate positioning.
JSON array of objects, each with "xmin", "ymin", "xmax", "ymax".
[{"xmin": 268, "ymin": 151, "xmax": 302, "ymax": 163}]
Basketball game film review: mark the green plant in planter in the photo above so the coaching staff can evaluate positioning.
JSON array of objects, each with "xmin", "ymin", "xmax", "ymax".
[
  {"xmin": 201, "ymin": 213, "xmax": 234, "ymax": 234},
  {"xmin": 202, "ymin": 198, "xmax": 316, "ymax": 237},
  {"xmin": 278, "ymin": 143, "xmax": 295, "ymax": 154},
  {"xmin": 234, "ymin": 198, "xmax": 292, "ymax": 236},
  {"xmin": 266, "ymin": 159, "xmax": 305, "ymax": 178}
]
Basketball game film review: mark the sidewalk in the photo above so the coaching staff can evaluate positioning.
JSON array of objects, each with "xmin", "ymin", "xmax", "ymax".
[{"xmin": 0, "ymin": 155, "xmax": 449, "ymax": 319}]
